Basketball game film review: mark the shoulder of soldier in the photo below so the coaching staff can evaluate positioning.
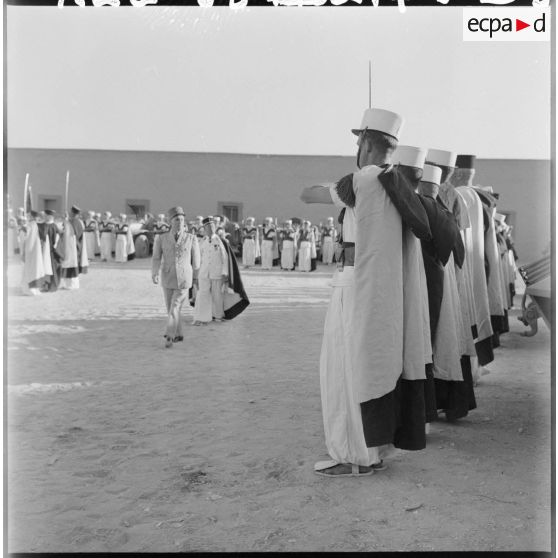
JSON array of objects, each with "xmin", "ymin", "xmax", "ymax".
[{"xmin": 355, "ymin": 164, "xmax": 384, "ymax": 180}]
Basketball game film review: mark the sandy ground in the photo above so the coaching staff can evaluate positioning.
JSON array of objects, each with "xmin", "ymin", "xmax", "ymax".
[{"xmin": 6, "ymin": 256, "xmax": 552, "ymax": 552}]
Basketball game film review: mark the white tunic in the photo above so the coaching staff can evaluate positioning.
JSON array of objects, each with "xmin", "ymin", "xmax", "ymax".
[{"xmin": 199, "ymin": 234, "xmax": 229, "ymax": 280}]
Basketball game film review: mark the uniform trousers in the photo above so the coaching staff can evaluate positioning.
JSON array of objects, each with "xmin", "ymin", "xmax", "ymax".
[
  {"xmin": 194, "ymin": 278, "xmax": 226, "ymax": 322},
  {"xmin": 163, "ymin": 287, "xmax": 188, "ymax": 339},
  {"xmin": 100, "ymin": 233, "xmax": 113, "ymax": 261}
]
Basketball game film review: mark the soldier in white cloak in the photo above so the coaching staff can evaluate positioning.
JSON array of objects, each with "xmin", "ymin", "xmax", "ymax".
[
  {"xmin": 260, "ymin": 217, "xmax": 276, "ymax": 270},
  {"xmin": 114, "ymin": 214, "xmax": 129, "ymax": 263},
  {"xmin": 301, "ymin": 108, "xmax": 432, "ymax": 476},
  {"xmin": 84, "ymin": 210, "xmax": 99, "ymax": 262},
  {"xmin": 60, "ymin": 205, "xmax": 88, "ymax": 290},
  {"xmin": 320, "ymin": 217, "xmax": 337, "ymax": 265},
  {"xmin": 280, "ymin": 220, "xmax": 296, "ymax": 270},
  {"xmin": 392, "ymin": 146, "xmax": 438, "ymax": 430},
  {"xmin": 99, "ymin": 211, "xmax": 115, "ymax": 262},
  {"xmin": 241, "ymin": 217, "xmax": 258, "ymax": 268},
  {"xmin": 448, "ymin": 157, "xmax": 495, "ymax": 373},
  {"xmin": 297, "ymin": 220, "xmax": 316, "ymax": 272},
  {"xmin": 426, "ymin": 149, "xmax": 477, "ymax": 421},
  {"xmin": 7, "ymin": 208, "xmax": 18, "ymax": 258},
  {"xmin": 418, "ymin": 160, "xmax": 476, "ymax": 421},
  {"xmin": 21, "ymin": 210, "xmax": 45, "ymax": 295}
]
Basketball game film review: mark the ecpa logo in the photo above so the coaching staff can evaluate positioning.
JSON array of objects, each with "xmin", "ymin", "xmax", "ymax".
[{"xmin": 463, "ymin": 7, "xmax": 550, "ymax": 42}]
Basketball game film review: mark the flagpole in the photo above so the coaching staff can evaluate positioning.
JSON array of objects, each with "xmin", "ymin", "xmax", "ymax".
[
  {"xmin": 65, "ymin": 171, "xmax": 70, "ymax": 214},
  {"xmin": 23, "ymin": 173, "xmax": 29, "ymax": 214},
  {"xmin": 368, "ymin": 60, "xmax": 372, "ymax": 108}
]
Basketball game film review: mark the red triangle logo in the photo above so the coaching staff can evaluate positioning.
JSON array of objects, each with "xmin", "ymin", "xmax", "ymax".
[{"xmin": 516, "ymin": 19, "xmax": 530, "ymax": 31}]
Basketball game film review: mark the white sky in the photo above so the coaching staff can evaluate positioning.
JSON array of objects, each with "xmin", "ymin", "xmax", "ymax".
[{"xmin": 6, "ymin": 5, "xmax": 552, "ymax": 158}]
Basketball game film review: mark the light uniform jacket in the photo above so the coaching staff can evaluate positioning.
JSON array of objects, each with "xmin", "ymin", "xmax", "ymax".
[
  {"xmin": 152, "ymin": 230, "xmax": 200, "ymax": 290},
  {"xmin": 199, "ymin": 234, "xmax": 229, "ymax": 280}
]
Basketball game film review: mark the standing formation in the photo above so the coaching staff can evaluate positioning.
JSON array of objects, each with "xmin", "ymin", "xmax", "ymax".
[
  {"xmin": 301, "ymin": 106, "xmax": 517, "ymax": 477},
  {"xmin": 13, "ymin": 205, "xmax": 90, "ymax": 294}
]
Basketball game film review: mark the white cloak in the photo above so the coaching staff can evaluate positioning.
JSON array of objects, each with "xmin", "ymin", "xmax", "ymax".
[
  {"xmin": 352, "ymin": 165, "xmax": 425, "ymax": 403},
  {"xmin": 455, "ymin": 187, "xmax": 493, "ymax": 343}
]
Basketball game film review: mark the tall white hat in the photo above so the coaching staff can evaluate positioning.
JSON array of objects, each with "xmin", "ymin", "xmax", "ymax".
[
  {"xmin": 426, "ymin": 148, "xmax": 457, "ymax": 168},
  {"xmin": 422, "ymin": 164, "xmax": 442, "ymax": 185},
  {"xmin": 393, "ymin": 145, "xmax": 427, "ymax": 169},
  {"xmin": 351, "ymin": 108, "xmax": 404, "ymax": 141}
]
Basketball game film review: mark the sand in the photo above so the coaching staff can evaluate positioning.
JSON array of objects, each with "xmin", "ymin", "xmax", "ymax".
[{"xmin": 6, "ymin": 256, "xmax": 552, "ymax": 552}]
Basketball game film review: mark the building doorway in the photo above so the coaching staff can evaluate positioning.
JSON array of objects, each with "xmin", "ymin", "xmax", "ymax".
[
  {"xmin": 38, "ymin": 195, "xmax": 62, "ymax": 213},
  {"xmin": 217, "ymin": 202, "xmax": 243, "ymax": 224}
]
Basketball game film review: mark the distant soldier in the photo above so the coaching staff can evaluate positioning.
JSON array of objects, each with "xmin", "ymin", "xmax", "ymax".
[
  {"xmin": 84, "ymin": 210, "xmax": 99, "ymax": 262},
  {"xmin": 21, "ymin": 210, "xmax": 45, "ymax": 295},
  {"xmin": 260, "ymin": 217, "xmax": 276, "ymax": 270},
  {"xmin": 60, "ymin": 205, "xmax": 87, "ymax": 290},
  {"xmin": 280, "ymin": 220, "xmax": 296, "ymax": 271},
  {"xmin": 242, "ymin": 217, "xmax": 258, "ymax": 268},
  {"xmin": 99, "ymin": 211, "xmax": 115, "ymax": 262},
  {"xmin": 297, "ymin": 220, "xmax": 316, "ymax": 272},
  {"xmin": 114, "ymin": 214, "xmax": 129, "ymax": 263},
  {"xmin": 321, "ymin": 217, "xmax": 337, "ymax": 265},
  {"xmin": 41, "ymin": 209, "xmax": 62, "ymax": 292}
]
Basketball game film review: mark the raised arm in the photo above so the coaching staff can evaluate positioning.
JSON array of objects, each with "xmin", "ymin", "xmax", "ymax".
[{"xmin": 300, "ymin": 185, "xmax": 334, "ymax": 205}]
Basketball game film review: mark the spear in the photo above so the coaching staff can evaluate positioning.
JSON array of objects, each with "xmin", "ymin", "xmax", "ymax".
[
  {"xmin": 64, "ymin": 171, "xmax": 70, "ymax": 214},
  {"xmin": 23, "ymin": 173, "xmax": 29, "ymax": 214}
]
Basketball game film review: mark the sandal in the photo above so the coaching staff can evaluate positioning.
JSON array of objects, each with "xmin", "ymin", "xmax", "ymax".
[
  {"xmin": 314, "ymin": 463, "xmax": 374, "ymax": 477},
  {"xmin": 371, "ymin": 460, "xmax": 387, "ymax": 471}
]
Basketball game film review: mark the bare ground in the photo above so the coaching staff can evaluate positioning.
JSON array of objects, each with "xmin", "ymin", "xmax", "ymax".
[{"xmin": 6, "ymin": 257, "xmax": 552, "ymax": 552}]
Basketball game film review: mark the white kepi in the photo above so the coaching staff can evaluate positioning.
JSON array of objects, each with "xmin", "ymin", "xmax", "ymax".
[
  {"xmin": 426, "ymin": 148, "xmax": 457, "ymax": 168},
  {"xmin": 422, "ymin": 163, "xmax": 442, "ymax": 185},
  {"xmin": 351, "ymin": 108, "xmax": 404, "ymax": 141},
  {"xmin": 393, "ymin": 145, "xmax": 427, "ymax": 169}
]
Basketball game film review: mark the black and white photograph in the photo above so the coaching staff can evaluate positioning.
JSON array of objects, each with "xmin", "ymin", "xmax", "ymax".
[{"xmin": 5, "ymin": 0, "xmax": 553, "ymax": 552}]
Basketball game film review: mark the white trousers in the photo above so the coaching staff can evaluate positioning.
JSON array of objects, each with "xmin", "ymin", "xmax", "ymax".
[
  {"xmin": 321, "ymin": 237, "xmax": 334, "ymax": 264},
  {"xmin": 261, "ymin": 240, "xmax": 274, "ymax": 269},
  {"xmin": 281, "ymin": 240, "xmax": 295, "ymax": 270},
  {"xmin": 84, "ymin": 231, "xmax": 98, "ymax": 260},
  {"xmin": 100, "ymin": 233, "xmax": 113, "ymax": 261},
  {"xmin": 242, "ymin": 239, "xmax": 256, "ymax": 266},
  {"xmin": 115, "ymin": 235, "xmax": 128, "ymax": 263},
  {"xmin": 193, "ymin": 278, "xmax": 225, "ymax": 322},
  {"xmin": 298, "ymin": 241, "xmax": 312, "ymax": 272},
  {"xmin": 320, "ymin": 267, "xmax": 370, "ymax": 466},
  {"xmin": 163, "ymin": 288, "xmax": 188, "ymax": 339}
]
